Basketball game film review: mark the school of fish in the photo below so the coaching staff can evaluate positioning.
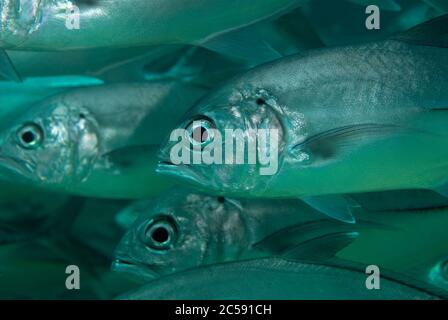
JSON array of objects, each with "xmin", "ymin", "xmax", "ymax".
[{"xmin": 0, "ymin": 0, "xmax": 447, "ymax": 300}]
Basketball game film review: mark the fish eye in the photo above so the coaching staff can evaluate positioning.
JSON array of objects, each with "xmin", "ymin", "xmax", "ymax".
[
  {"xmin": 217, "ymin": 196, "xmax": 225, "ymax": 203},
  {"xmin": 256, "ymin": 98, "xmax": 266, "ymax": 106},
  {"xmin": 142, "ymin": 215, "xmax": 178, "ymax": 250},
  {"xmin": 17, "ymin": 123, "xmax": 44, "ymax": 149},
  {"xmin": 185, "ymin": 117, "xmax": 215, "ymax": 147}
]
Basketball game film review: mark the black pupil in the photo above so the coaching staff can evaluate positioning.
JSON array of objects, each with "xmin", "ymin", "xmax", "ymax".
[
  {"xmin": 22, "ymin": 131, "xmax": 35, "ymax": 144},
  {"xmin": 192, "ymin": 126, "xmax": 208, "ymax": 143},
  {"xmin": 217, "ymin": 196, "xmax": 225, "ymax": 203},
  {"xmin": 256, "ymin": 98, "xmax": 265, "ymax": 106},
  {"xmin": 151, "ymin": 226, "xmax": 169, "ymax": 243}
]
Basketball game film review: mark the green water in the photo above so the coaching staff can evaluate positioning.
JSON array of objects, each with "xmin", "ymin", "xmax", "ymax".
[{"xmin": 0, "ymin": 0, "xmax": 447, "ymax": 299}]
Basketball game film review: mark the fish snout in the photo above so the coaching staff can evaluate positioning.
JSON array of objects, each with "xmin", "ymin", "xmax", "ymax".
[{"xmin": 111, "ymin": 258, "xmax": 160, "ymax": 281}]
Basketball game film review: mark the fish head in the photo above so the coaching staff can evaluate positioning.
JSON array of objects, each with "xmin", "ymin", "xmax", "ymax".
[
  {"xmin": 113, "ymin": 189, "xmax": 244, "ymax": 280},
  {"xmin": 157, "ymin": 85, "xmax": 286, "ymax": 196},
  {"xmin": 0, "ymin": 99, "xmax": 100, "ymax": 186}
]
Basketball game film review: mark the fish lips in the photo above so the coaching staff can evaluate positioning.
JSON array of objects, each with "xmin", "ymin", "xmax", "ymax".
[
  {"xmin": 156, "ymin": 160, "xmax": 206, "ymax": 187},
  {"xmin": 111, "ymin": 258, "xmax": 160, "ymax": 282},
  {"xmin": 157, "ymin": 136, "xmax": 203, "ymax": 182},
  {"xmin": 0, "ymin": 154, "xmax": 32, "ymax": 182}
]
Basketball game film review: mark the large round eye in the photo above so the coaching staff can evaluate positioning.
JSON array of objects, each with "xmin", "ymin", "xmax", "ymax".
[
  {"xmin": 17, "ymin": 123, "xmax": 44, "ymax": 149},
  {"xmin": 185, "ymin": 117, "xmax": 215, "ymax": 147},
  {"xmin": 142, "ymin": 216, "xmax": 178, "ymax": 250}
]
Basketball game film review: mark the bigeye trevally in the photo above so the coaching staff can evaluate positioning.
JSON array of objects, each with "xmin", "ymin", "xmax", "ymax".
[
  {"xmin": 0, "ymin": 2, "xmax": 321, "ymax": 81},
  {"xmin": 0, "ymin": 0, "xmax": 309, "ymax": 81},
  {"xmin": 0, "ymin": 0, "xmax": 304, "ymax": 50},
  {"xmin": 119, "ymin": 257, "xmax": 444, "ymax": 299},
  {"xmin": 157, "ymin": 15, "xmax": 448, "ymax": 223},
  {"xmin": 111, "ymin": 188, "xmax": 395, "ymax": 281},
  {"xmin": 0, "ymin": 80, "xmax": 206, "ymax": 198}
]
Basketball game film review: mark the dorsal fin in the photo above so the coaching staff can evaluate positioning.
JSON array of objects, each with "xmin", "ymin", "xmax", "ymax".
[{"xmin": 392, "ymin": 14, "xmax": 448, "ymax": 48}]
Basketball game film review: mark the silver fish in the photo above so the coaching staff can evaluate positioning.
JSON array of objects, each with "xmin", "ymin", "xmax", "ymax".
[
  {"xmin": 112, "ymin": 188, "xmax": 386, "ymax": 281},
  {"xmin": 120, "ymin": 257, "xmax": 443, "ymax": 299},
  {"xmin": 0, "ymin": 0, "xmax": 303, "ymax": 50},
  {"xmin": 0, "ymin": 81, "xmax": 206, "ymax": 198},
  {"xmin": 157, "ymin": 15, "xmax": 448, "ymax": 223}
]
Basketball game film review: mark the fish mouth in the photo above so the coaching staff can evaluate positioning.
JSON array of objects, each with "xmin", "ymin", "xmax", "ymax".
[
  {"xmin": 0, "ymin": 154, "xmax": 30, "ymax": 180},
  {"xmin": 156, "ymin": 160, "xmax": 205, "ymax": 186},
  {"xmin": 111, "ymin": 258, "xmax": 160, "ymax": 281},
  {"xmin": 155, "ymin": 161, "xmax": 182, "ymax": 178}
]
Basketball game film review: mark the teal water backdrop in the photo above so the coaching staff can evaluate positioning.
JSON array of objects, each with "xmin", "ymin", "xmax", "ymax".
[{"xmin": 0, "ymin": 0, "xmax": 447, "ymax": 299}]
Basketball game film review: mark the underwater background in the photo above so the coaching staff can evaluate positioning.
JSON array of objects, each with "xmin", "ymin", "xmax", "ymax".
[{"xmin": 0, "ymin": 0, "xmax": 448, "ymax": 299}]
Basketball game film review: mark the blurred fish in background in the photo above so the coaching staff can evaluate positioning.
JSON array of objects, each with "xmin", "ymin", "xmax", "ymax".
[{"xmin": 0, "ymin": 0, "xmax": 447, "ymax": 300}]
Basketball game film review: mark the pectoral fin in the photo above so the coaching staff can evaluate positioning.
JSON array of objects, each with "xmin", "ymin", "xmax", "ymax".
[
  {"xmin": 0, "ymin": 50, "xmax": 21, "ymax": 82},
  {"xmin": 301, "ymin": 195, "xmax": 356, "ymax": 223},
  {"xmin": 291, "ymin": 123, "xmax": 413, "ymax": 161},
  {"xmin": 282, "ymin": 232, "xmax": 359, "ymax": 261},
  {"xmin": 254, "ymin": 219, "xmax": 360, "ymax": 262},
  {"xmin": 254, "ymin": 219, "xmax": 357, "ymax": 255}
]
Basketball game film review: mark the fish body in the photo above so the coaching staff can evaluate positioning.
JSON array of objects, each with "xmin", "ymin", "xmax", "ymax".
[
  {"xmin": 0, "ymin": 3, "xmax": 320, "ymax": 82},
  {"xmin": 0, "ymin": 0, "xmax": 302, "ymax": 50},
  {"xmin": 112, "ymin": 189, "xmax": 327, "ymax": 279},
  {"xmin": 0, "ymin": 74, "xmax": 102, "ymax": 113},
  {"xmin": 0, "ymin": 81, "xmax": 206, "ymax": 198},
  {"xmin": 120, "ymin": 257, "xmax": 441, "ymax": 299},
  {"xmin": 157, "ymin": 16, "xmax": 448, "ymax": 220},
  {"xmin": 113, "ymin": 188, "xmax": 410, "ymax": 281},
  {"xmin": 116, "ymin": 188, "xmax": 448, "ymax": 293}
]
